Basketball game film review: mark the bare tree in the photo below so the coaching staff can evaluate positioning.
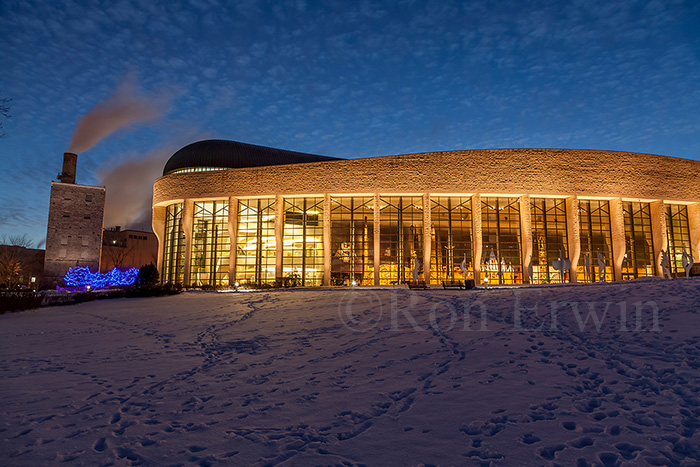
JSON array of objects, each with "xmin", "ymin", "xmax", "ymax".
[
  {"xmin": 104, "ymin": 243, "xmax": 135, "ymax": 270},
  {"xmin": 0, "ymin": 97, "xmax": 10, "ymax": 138},
  {"xmin": 0, "ymin": 234, "xmax": 35, "ymax": 288}
]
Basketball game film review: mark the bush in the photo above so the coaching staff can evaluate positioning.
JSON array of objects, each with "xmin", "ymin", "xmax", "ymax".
[
  {"xmin": 136, "ymin": 263, "xmax": 159, "ymax": 289},
  {"xmin": 0, "ymin": 290, "xmax": 43, "ymax": 313}
]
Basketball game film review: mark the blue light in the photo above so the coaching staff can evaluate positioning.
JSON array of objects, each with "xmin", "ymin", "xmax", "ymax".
[{"xmin": 63, "ymin": 266, "xmax": 139, "ymax": 290}]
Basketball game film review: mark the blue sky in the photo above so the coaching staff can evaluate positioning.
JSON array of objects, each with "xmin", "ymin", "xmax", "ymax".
[{"xmin": 1, "ymin": 0, "xmax": 699, "ymax": 246}]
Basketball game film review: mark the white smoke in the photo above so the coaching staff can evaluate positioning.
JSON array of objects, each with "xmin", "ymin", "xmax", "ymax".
[{"xmin": 68, "ymin": 73, "xmax": 170, "ymax": 153}]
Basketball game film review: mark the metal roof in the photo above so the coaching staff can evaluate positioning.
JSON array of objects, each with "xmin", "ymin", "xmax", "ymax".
[{"xmin": 163, "ymin": 139, "xmax": 342, "ymax": 175}]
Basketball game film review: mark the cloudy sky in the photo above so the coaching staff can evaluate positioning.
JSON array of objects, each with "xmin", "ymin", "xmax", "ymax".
[{"xmin": 1, "ymin": 0, "xmax": 699, "ymax": 245}]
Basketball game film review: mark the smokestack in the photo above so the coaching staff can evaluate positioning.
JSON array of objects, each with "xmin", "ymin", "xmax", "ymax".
[{"xmin": 58, "ymin": 152, "xmax": 77, "ymax": 184}]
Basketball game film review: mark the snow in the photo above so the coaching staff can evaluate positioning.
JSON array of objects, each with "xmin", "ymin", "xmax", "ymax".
[{"xmin": 1, "ymin": 279, "xmax": 700, "ymax": 466}]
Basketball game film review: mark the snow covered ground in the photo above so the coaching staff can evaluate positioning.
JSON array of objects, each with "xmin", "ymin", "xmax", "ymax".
[{"xmin": 1, "ymin": 278, "xmax": 700, "ymax": 466}]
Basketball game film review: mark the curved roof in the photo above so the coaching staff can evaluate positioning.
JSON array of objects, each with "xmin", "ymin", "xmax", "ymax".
[{"xmin": 163, "ymin": 139, "xmax": 342, "ymax": 175}]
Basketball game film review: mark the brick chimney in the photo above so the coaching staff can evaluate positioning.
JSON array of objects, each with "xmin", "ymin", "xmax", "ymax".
[{"xmin": 58, "ymin": 152, "xmax": 77, "ymax": 184}]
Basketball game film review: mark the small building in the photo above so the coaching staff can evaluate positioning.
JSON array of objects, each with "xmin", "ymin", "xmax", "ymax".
[{"xmin": 100, "ymin": 227, "xmax": 158, "ymax": 272}]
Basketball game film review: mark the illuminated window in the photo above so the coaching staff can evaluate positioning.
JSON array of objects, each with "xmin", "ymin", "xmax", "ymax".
[
  {"xmin": 378, "ymin": 197, "xmax": 424, "ymax": 285},
  {"xmin": 430, "ymin": 197, "xmax": 472, "ymax": 282},
  {"xmin": 282, "ymin": 197, "xmax": 324, "ymax": 286},
  {"xmin": 162, "ymin": 203, "xmax": 185, "ymax": 284},
  {"xmin": 330, "ymin": 197, "xmax": 374, "ymax": 286},
  {"xmin": 236, "ymin": 198, "xmax": 276, "ymax": 285},
  {"xmin": 530, "ymin": 198, "xmax": 568, "ymax": 283},
  {"xmin": 665, "ymin": 204, "xmax": 691, "ymax": 276},
  {"xmin": 622, "ymin": 202, "xmax": 655, "ymax": 279},
  {"xmin": 190, "ymin": 201, "xmax": 230, "ymax": 286},
  {"xmin": 577, "ymin": 200, "xmax": 614, "ymax": 282},
  {"xmin": 481, "ymin": 197, "xmax": 522, "ymax": 284}
]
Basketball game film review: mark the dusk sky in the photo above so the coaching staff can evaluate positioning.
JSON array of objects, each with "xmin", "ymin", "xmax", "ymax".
[{"xmin": 1, "ymin": 0, "xmax": 699, "ymax": 246}]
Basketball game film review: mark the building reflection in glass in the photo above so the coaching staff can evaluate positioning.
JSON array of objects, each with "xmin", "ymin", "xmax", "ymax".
[
  {"xmin": 190, "ymin": 201, "xmax": 230, "ymax": 286},
  {"xmin": 577, "ymin": 200, "xmax": 614, "ymax": 282},
  {"xmin": 430, "ymin": 197, "xmax": 472, "ymax": 283},
  {"xmin": 330, "ymin": 197, "xmax": 374, "ymax": 286},
  {"xmin": 378, "ymin": 197, "xmax": 423, "ymax": 285},
  {"xmin": 282, "ymin": 197, "xmax": 324, "ymax": 286},
  {"xmin": 622, "ymin": 202, "xmax": 655, "ymax": 279},
  {"xmin": 530, "ymin": 198, "xmax": 568, "ymax": 283},
  {"xmin": 162, "ymin": 203, "xmax": 185, "ymax": 284},
  {"xmin": 236, "ymin": 198, "xmax": 276, "ymax": 285},
  {"xmin": 481, "ymin": 197, "xmax": 522, "ymax": 284}
]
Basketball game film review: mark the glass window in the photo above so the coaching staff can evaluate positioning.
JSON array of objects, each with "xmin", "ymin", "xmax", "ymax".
[
  {"xmin": 379, "ymin": 197, "xmax": 424, "ymax": 285},
  {"xmin": 282, "ymin": 197, "xmax": 324, "ymax": 286},
  {"xmin": 530, "ymin": 198, "xmax": 568, "ymax": 283},
  {"xmin": 577, "ymin": 200, "xmax": 614, "ymax": 282},
  {"xmin": 665, "ymin": 204, "xmax": 691, "ymax": 276},
  {"xmin": 481, "ymin": 197, "xmax": 522, "ymax": 284},
  {"xmin": 162, "ymin": 203, "xmax": 185, "ymax": 284},
  {"xmin": 236, "ymin": 198, "xmax": 276, "ymax": 285},
  {"xmin": 330, "ymin": 197, "xmax": 374, "ymax": 286},
  {"xmin": 190, "ymin": 201, "xmax": 230, "ymax": 286},
  {"xmin": 622, "ymin": 202, "xmax": 655, "ymax": 279},
  {"xmin": 430, "ymin": 197, "xmax": 473, "ymax": 283}
]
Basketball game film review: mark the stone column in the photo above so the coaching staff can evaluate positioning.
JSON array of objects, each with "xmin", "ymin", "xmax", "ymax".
[
  {"xmin": 609, "ymin": 198, "xmax": 626, "ymax": 281},
  {"xmin": 566, "ymin": 197, "xmax": 580, "ymax": 283},
  {"xmin": 423, "ymin": 193, "xmax": 431, "ymax": 284},
  {"xmin": 650, "ymin": 200, "xmax": 667, "ymax": 277},
  {"xmin": 519, "ymin": 195, "xmax": 532, "ymax": 284},
  {"xmin": 323, "ymin": 194, "xmax": 331, "ymax": 286},
  {"xmin": 182, "ymin": 199, "xmax": 195, "ymax": 287},
  {"xmin": 275, "ymin": 195, "xmax": 284, "ymax": 284},
  {"xmin": 228, "ymin": 197, "xmax": 238, "ymax": 285},
  {"xmin": 689, "ymin": 202, "xmax": 700, "ymax": 264},
  {"xmin": 472, "ymin": 194, "xmax": 482, "ymax": 284},
  {"xmin": 152, "ymin": 205, "xmax": 166, "ymax": 278},
  {"xmin": 374, "ymin": 193, "xmax": 381, "ymax": 286}
]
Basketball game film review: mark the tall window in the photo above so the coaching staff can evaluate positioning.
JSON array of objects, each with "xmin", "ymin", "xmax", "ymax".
[
  {"xmin": 666, "ymin": 204, "xmax": 691, "ymax": 276},
  {"xmin": 578, "ymin": 200, "xmax": 614, "ymax": 282},
  {"xmin": 162, "ymin": 203, "xmax": 184, "ymax": 284},
  {"xmin": 330, "ymin": 197, "xmax": 374, "ymax": 285},
  {"xmin": 282, "ymin": 198, "xmax": 324, "ymax": 286},
  {"xmin": 236, "ymin": 198, "xmax": 276, "ymax": 285},
  {"xmin": 622, "ymin": 202, "xmax": 655, "ymax": 279},
  {"xmin": 378, "ymin": 197, "xmax": 424, "ymax": 285},
  {"xmin": 190, "ymin": 201, "xmax": 230, "ymax": 286},
  {"xmin": 530, "ymin": 198, "xmax": 568, "ymax": 283},
  {"xmin": 481, "ymin": 197, "xmax": 522, "ymax": 284},
  {"xmin": 430, "ymin": 197, "xmax": 472, "ymax": 282}
]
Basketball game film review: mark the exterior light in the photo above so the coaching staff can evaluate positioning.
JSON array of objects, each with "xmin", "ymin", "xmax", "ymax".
[
  {"xmin": 351, "ymin": 280, "xmax": 357, "ymax": 286},
  {"xmin": 31, "ymin": 277, "xmax": 36, "ymax": 283},
  {"xmin": 234, "ymin": 281, "xmax": 240, "ymax": 287}
]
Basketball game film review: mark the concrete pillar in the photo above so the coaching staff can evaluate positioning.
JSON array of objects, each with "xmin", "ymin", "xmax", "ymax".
[
  {"xmin": 275, "ymin": 195, "xmax": 284, "ymax": 284},
  {"xmin": 423, "ymin": 193, "xmax": 431, "ymax": 284},
  {"xmin": 609, "ymin": 198, "xmax": 626, "ymax": 281},
  {"xmin": 228, "ymin": 197, "xmax": 238, "ymax": 284},
  {"xmin": 689, "ymin": 202, "xmax": 700, "ymax": 264},
  {"xmin": 566, "ymin": 197, "xmax": 580, "ymax": 283},
  {"xmin": 152, "ymin": 205, "xmax": 166, "ymax": 278},
  {"xmin": 374, "ymin": 193, "xmax": 381, "ymax": 285},
  {"xmin": 323, "ymin": 194, "xmax": 331, "ymax": 286},
  {"xmin": 519, "ymin": 195, "xmax": 532, "ymax": 284},
  {"xmin": 472, "ymin": 194, "xmax": 482, "ymax": 284},
  {"xmin": 650, "ymin": 200, "xmax": 667, "ymax": 277},
  {"xmin": 182, "ymin": 199, "xmax": 195, "ymax": 287}
]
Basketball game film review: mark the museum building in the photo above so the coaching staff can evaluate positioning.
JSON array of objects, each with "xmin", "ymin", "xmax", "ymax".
[{"xmin": 152, "ymin": 140, "xmax": 700, "ymax": 287}]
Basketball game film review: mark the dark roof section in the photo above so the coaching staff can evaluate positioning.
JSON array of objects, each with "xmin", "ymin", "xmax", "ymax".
[{"xmin": 163, "ymin": 139, "xmax": 342, "ymax": 175}]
